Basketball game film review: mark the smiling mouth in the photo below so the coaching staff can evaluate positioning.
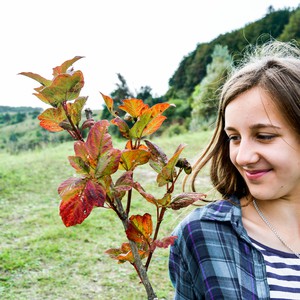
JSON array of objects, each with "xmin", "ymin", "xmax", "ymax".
[{"xmin": 244, "ymin": 169, "xmax": 271, "ymax": 180}]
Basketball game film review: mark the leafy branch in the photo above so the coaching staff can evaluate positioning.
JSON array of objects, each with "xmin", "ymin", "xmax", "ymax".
[{"xmin": 20, "ymin": 57, "xmax": 205, "ymax": 299}]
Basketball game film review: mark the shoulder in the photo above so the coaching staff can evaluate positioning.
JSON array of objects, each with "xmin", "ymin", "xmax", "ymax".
[
  {"xmin": 176, "ymin": 198, "xmax": 240, "ymax": 228},
  {"xmin": 172, "ymin": 198, "xmax": 242, "ymax": 244}
]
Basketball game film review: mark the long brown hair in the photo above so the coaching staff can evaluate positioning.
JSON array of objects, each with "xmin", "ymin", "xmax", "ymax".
[{"xmin": 186, "ymin": 41, "xmax": 300, "ymax": 199}]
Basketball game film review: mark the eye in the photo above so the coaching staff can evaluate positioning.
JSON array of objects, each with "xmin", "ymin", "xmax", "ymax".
[
  {"xmin": 228, "ymin": 135, "xmax": 241, "ymax": 142},
  {"xmin": 256, "ymin": 134, "xmax": 276, "ymax": 141}
]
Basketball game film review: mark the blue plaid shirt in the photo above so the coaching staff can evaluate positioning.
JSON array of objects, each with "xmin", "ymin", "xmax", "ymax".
[{"xmin": 169, "ymin": 198, "xmax": 270, "ymax": 299}]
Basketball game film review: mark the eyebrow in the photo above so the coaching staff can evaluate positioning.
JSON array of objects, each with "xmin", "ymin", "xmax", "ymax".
[{"xmin": 224, "ymin": 123, "xmax": 282, "ymax": 131}]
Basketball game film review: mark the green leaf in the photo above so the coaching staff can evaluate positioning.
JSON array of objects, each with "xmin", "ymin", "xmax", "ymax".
[
  {"xmin": 157, "ymin": 144, "xmax": 186, "ymax": 186},
  {"xmin": 95, "ymin": 148, "xmax": 122, "ymax": 178},
  {"xmin": 68, "ymin": 156, "xmax": 90, "ymax": 175},
  {"xmin": 38, "ymin": 71, "xmax": 84, "ymax": 106},
  {"xmin": 69, "ymin": 97, "xmax": 88, "ymax": 126}
]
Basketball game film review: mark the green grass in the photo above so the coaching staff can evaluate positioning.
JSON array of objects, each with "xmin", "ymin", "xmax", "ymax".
[{"xmin": 0, "ymin": 131, "xmax": 213, "ymax": 300}]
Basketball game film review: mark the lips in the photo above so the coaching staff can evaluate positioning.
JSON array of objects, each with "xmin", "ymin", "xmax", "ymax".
[{"xmin": 244, "ymin": 169, "xmax": 271, "ymax": 180}]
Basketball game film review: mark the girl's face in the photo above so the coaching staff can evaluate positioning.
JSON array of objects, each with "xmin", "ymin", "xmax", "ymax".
[{"xmin": 224, "ymin": 87, "xmax": 300, "ymax": 202}]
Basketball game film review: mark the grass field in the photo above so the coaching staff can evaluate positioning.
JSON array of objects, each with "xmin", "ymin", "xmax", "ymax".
[{"xmin": 0, "ymin": 131, "xmax": 214, "ymax": 300}]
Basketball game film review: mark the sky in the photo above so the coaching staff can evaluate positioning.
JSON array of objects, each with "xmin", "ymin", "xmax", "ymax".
[{"xmin": 1, "ymin": 0, "xmax": 299, "ymax": 110}]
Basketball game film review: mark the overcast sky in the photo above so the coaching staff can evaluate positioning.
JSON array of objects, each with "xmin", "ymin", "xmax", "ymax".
[{"xmin": 1, "ymin": 0, "xmax": 299, "ymax": 109}]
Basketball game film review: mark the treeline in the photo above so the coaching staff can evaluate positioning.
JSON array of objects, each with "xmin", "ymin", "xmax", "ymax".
[
  {"xmin": 2, "ymin": 5, "xmax": 300, "ymax": 153},
  {"xmin": 0, "ymin": 108, "xmax": 101, "ymax": 154}
]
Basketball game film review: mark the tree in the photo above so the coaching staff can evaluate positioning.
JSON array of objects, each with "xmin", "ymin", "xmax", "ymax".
[
  {"xmin": 101, "ymin": 73, "xmax": 134, "ymax": 121},
  {"xmin": 279, "ymin": 7, "xmax": 300, "ymax": 41},
  {"xmin": 20, "ymin": 57, "xmax": 205, "ymax": 300},
  {"xmin": 189, "ymin": 45, "xmax": 232, "ymax": 131}
]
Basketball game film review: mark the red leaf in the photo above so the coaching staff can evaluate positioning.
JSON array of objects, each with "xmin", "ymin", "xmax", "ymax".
[
  {"xmin": 151, "ymin": 236, "xmax": 178, "ymax": 251},
  {"xmin": 74, "ymin": 141, "xmax": 89, "ymax": 162},
  {"xmin": 85, "ymin": 120, "xmax": 111, "ymax": 166},
  {"xmin": 144, "ymin": 140, "xmax": 168, "ymax": 173},
  {"xmin": 115, "ymin": 171, "xmax": 134, "ymax": 192},
  {"xmin": 59, "ymin": 178, "xmax": 106, "ymax": 227},
  {"xmin": 111, "ymin": 117, "xmax": 130, "ymax": 139}
]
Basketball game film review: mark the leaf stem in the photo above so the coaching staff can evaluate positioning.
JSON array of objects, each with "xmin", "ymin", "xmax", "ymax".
[
  {"xmin": 145, "ymin": 206, "xmax": 167, "ymax": 271},
  {"xmin": 114, "ymin": 196, "xmax": 157, "ymax": 300},
  {"xmin": 126, "ymin": 189, "xmax": 132, "ymax": 216},
  {"xmin": 62, "ymin": 101, "xmax": 84, "ymax": 141}
]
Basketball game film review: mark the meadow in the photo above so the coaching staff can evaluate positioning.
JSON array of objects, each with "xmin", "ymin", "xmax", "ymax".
[{"xmin": 0, "ymin": 130, "xmax": 214, "ymax": 300}]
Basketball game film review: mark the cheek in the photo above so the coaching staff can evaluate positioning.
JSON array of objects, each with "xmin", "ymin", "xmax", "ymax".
[{"xmin": 228, "ymin": 145, "xmax": 237, "ymax": 165}]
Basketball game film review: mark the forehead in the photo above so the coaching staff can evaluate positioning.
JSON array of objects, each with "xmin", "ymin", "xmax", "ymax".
[{"xmin": 224, "ymin": 87, "xmax": 284, "ymax": 128}]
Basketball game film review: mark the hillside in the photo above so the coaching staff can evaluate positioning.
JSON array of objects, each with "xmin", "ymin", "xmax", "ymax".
[
  {"xmin": 166, "ymin": 5, "xmax": 300, "ymax": 99},
  {"xmin": 0, "ymin": 106, "xmax": 102, "ymax": 154}
]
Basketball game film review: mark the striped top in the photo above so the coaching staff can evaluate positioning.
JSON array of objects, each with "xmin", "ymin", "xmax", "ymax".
[{"xmin": 251, "ymin": 238, "xmax": 300, "ymax": 299}]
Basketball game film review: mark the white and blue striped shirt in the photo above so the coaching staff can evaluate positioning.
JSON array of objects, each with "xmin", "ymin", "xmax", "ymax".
[{"xmin": 251, "ymin": 238, "xmax": 300, "ymax": 299}]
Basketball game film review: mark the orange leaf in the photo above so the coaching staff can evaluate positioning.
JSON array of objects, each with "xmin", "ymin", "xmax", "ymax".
[
  {"xmin": 133, "ymin": 182, "xmax": 157, "ymax": 205},
  {"xmin": 119, "ymin": 149, "xmax": 150, "ymax": 171},
  {"xmin": 119, "ymin": 99, "xmax": 149, "ymax": 118},
  {"xmin": 101, "ymin": 93, "xmax": 116, "ymax": 116},
  {"xmin": 37, "ymin": 105, "xmax": 66, "ymax": 132},
  {"xmin": 52, "ymin": 56, "xmax": 84, "ymax": 76},
  {"xmin": 148, "ymin": 103, "xmax": 172, "ymax": 118},
  {"xmin": 126, "ymin": 213, "xmax": 153, "ymax": 243},
  {"xmin": 106, "ymin": 242, "xmax": 148, "ymax": 264},
  {"xmin": 142, "ymin": 115, "xmax": 166, "ymax": 136}
]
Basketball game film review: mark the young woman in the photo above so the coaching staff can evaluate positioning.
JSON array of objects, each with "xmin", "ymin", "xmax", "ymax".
[{"xmin": 169, "ymin": 41, "xmax": 300, "ymax": 299}]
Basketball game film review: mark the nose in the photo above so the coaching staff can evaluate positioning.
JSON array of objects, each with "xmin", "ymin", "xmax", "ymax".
[{"xmin": 234, "ymin": 139, "xmax": 260, "ymax": 166}]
